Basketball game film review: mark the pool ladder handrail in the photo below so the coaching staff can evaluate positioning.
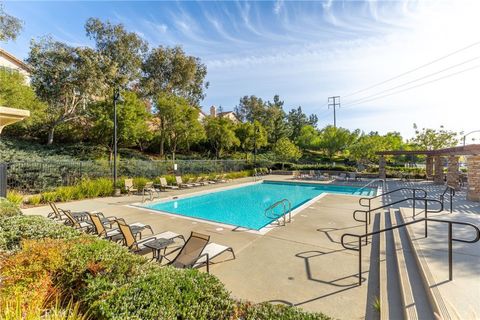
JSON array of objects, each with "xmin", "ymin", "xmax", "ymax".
[{"xmin": 265, "ymin": 199, "xmax": 292, "ymax": 226}]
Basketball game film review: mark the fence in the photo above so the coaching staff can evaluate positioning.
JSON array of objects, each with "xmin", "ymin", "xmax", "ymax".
[{"xmin": 5, "ymin": 159, "xmax": 272, "ymax": 194}]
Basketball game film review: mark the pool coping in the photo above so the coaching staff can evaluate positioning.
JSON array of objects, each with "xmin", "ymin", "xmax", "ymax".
[{"xmin": 128, "ymin": 179, "xmax": 379, "ymax": 235}]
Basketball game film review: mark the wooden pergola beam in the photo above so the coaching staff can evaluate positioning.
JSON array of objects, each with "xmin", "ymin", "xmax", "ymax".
[{"xmin": 376, "ymin": 144, "xmax": 480, "ymax": 156}]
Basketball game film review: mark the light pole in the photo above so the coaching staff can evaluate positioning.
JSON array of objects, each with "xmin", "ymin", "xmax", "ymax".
[
  {"xmin": 462, "ymin": 130, "xmax": 480, "ymax": 146},
  {"xmin": 113, "ymin": 86, "xmax": 123, "ymax": 195}
]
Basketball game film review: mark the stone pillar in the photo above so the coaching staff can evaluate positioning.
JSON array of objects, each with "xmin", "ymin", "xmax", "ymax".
[
  {"xmin": 466, "ymin": 155, "xmax": 480, "ymax": 202},
  {"xmin": 379, "ymin": 155, "xmax": 386, "ymax": 179},
  {"xmin": 426, "ymin": 156, "xmax": 434, "ymax": 180},
  {"xmin": 446, "ymin": 155, "xmax": 460, "ymax": 190},
  {"xmin": 433, "ymin": 156, "xmax": 444, "ymax": 184}
]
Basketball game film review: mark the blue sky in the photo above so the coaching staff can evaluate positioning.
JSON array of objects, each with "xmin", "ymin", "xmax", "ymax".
[{"xmin": 2, "ymin": 0, "xmax": 480, "ymax": 139}]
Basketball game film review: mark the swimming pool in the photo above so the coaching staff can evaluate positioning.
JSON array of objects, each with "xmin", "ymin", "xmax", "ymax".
[{"xmin": 142, "ymin": 181, "xmax": 375, "ymax": 231}]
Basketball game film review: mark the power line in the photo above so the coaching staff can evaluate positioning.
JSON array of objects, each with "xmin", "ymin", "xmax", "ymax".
[
  {"xmin": 342, "ymin": 64, "xmax": 480, "ymax": 109},
  {"xmin": 342, "ymin": 56, "xmax": 480, "ymax": 107},
  {"xmin": 343, "ymin": 40, "xmax": 480, "ymax": 98}
]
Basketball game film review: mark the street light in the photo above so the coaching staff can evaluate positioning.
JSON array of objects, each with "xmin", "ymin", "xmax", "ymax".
[
  {"xmin": 462, "ymin": 130, "xmax": 480, "ymax": 146},
  {"xmin": 113, "ymin": 86, "xmax": 124, "ymax": 195}
]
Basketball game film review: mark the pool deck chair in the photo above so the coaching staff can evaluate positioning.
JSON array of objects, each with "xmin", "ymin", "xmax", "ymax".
[
  {"xmin": 175, "ymin": 176, "xmax": 194, "ymax": 188},
  {"xmin": 142, "ymin": 182, "xmax": 161, "ymax": 202},
  {"xmin": 124, "ymin": 179, "xmax": 138, "ymax": 195},
  {"xmin": 117, "ymin": 219, "xmax": 184, "ymax": 253},
  {"xmin": 63, "ymin": 209, "xmax": 94, "ymax": 233},
  {"xmin": 165, "ymin": 232, "xmax": 235, "ymax": 273},
  {"xmin": 160, "ymin": 177, "xmax": 179, "ymax": 190},
  {"xmin": 88, "ymin": 212, "xmax": 124, "ymax": 241},
  {"xmin": 48, "ymin": 202, "xmax": 88, "ymax": 222}
]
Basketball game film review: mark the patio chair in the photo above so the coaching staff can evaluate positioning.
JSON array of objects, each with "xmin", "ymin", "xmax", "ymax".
[
  {"xmin": 214, "ymin": 175, "xmax": 226, "ymax": 183},
  {"xmin": 63, "ymin": 209, "xmax": 94, "ymax": 233},
  {"xmin": 201, "ymin": 176, "xmax": 216, "ymax": 184},
  {"xmin": 48, "ymin": 202, "xmax": 88, "ymax": 222},
  {"xmin": 117, "ymin": 219, "xmax": 184, "ymax": 253},
  {"xmin": 88, "ymin": 212, "xmax": 124, "ymax": 241},
  {"xmin": 159, "ymin": 177, "xmax": 179, "ymax": 190},
  {"xmin": 175, "ymin": 176, "xmax": 194, "ymax": 188},
  {"xmin": 124, "ymin": 179, "xmax": 138, "ymax": 195},
  {"xmin": 189, "ymin": 176, "xmax": 205, "ymax": 186},
  {"xmin": 164, "ymin": 232, "xmax": 235, "ymax": 273},
  {"xmin": 142, "ymin": 182, "xmax": 161, "ymax": 202}
]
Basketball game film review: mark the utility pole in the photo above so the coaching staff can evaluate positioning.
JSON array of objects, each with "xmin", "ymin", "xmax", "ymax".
[{"xmin": 328, "ymin": 96, "xmax": 340, "ymax": 128}]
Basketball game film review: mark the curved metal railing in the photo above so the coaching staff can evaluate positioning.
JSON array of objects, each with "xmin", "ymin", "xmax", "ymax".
[
  {"xmin": 265, "ymin": 199, "xmax": 292, "ymax": 226},
  {"xmin": 358, "ymin": 187, "xmax": 428, "ymax": 211},
  {"xmin": 341, "ymin": 217, "xmax": 480, "ymax": 285},
  {"xmin": 355, "ymin": 178, "xmax": 386, "ymax": 195}
]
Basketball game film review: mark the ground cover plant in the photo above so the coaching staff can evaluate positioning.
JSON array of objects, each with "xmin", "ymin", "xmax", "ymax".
[{"xmin": 0, "ymin": 199, "xmax": 332, "ymax": 320}]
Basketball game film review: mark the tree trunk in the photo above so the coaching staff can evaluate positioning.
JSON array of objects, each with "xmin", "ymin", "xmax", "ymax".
[
  {"xmin": 47, "ymin": 127, "xmax": 55, "ymax": 145},
  {"xmin": 159, "ymin": 135, "xmax": 165, "ymax": 157}
]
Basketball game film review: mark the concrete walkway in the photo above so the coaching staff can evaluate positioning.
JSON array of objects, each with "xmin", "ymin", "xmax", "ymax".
[{"xmin": 22, "ymin": 175, "xmax": 378, "ymax": 319}]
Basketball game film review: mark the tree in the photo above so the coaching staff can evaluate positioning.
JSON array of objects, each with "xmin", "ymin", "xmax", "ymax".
[
  {"xmin": 287, "ymin": 106, "xmax": 316, "ymax": 140},
  {"xmin": 234, "ymin": 121, "xmax": 268, "ymax": 161},
  {"xmin": 410, "ymin": 124, "xmax": 459, "ymax": 150},
  {"xmin": 235, "ymin": 95, "xmax": 267, "ymax": 123},
  {"xmin": 142, "ymin": 46, "xmax": 208, "ymax": 106},
  {"xmin": 0, "ymin": 4, "xmax": 23, "ymax": 42},
  {"xmin": 273, "ymin": 137, "xmax": 302, "ymax": 169},
  {"xmin": 204, "ymin": 117, "xmax": 239, "ymax": 158},
  {"xmin": 265, "ymin": 95, "xmax": 290, "ymax": 145},
  {"xmin": 155, "ymin": 93, "xmax": 204, "ymax": 161},
  {"xmin": 296, "ymin": 125, "xmax": 320, "ymax": 150},
  {"xmin": 89, "ymin": 90, "xmax": 151, "ymax": 157},
  {"xmin": 318, "ymin": 125, "xmax": 359, "ymax": 159},
  {"xmin": 349, "ymin": 131, "xmax": 404, "ymax": 163},
  {"xmin": 0, "ymin": 70, "xmax": 46, "ymax": 136},
  {"xmin": 85, "ymin": 18, "xmax": 148, "ymax": 88},
  {"xmin": 27, "ymin": 37, "xmax": 104, "ymax": 144}
]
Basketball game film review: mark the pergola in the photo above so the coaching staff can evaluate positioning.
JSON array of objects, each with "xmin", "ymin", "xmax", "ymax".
[
  {"xmin": 376, "ymin": 144, "xmax": 480, "ymax": 202},
  {"xmin": 0, "ymin": 106, "xmax": 30, "ymax": 134}
]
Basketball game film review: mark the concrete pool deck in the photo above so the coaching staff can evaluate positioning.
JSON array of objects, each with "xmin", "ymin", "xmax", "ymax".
[{"xmin": 22, "ymin": 175, "xmax": 380, "ymax": 319}]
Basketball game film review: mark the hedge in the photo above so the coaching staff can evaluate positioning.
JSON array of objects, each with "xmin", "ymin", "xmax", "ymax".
[{"xmin": 0, "ymin": 200, "xmax": 331, "ymax": 320}]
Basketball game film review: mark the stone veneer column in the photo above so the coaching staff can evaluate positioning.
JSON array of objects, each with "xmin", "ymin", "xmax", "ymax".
[
  {"xmin": 379, "ymin": 155, "xmax": 386, "ymax": 179},
  {"xmin": 466, "ymin": 155, "xmax": 480, "ymax": 202},
  {"xmin": 446, "ymin": 155, "xmax": 460, "ymax": 190},
  {"xmin": 433, "ymin": 155, "xmax": 444, "ymax": 184},
  {"xmin": 425, "ymin": 156, "xmax": 434, "ymax": 180}
]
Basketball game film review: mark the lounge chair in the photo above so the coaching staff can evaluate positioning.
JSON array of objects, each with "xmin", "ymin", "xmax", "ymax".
[
  {"xmin": 117, "ymin": 219, "xmax": 184, "ymax": 253},
  {"xmin": 175, "ymin": 176, "xmax": 194, "ymax": 188},
  {"xmin": 159, "ymin": 177, "xmax": 179, "ymax": 190},
  {"xmin": 214, "ymin": 175, "xmax": 226, "ymax": 183},
  {"xmin": 88, "ymin": 212, "xmax": 152, "ymax": 241},
  {"xmin": 189, "ymin": 176, "xmax": 205, "ymax": 186},
  {"xmin": 48, "ymin": 202, "xmax": 88, "ymax": 222},
  {"xmin": 142, "ymin": 182, "xmax": 161, "ymax": 202},
  {"xmin": 124, "ymin": 179, "xmax": 138, "ymax": 195},
  {"xmin": 201, "ymin": 176, "xmax": 216, "ymax": 184},
  {"xmin": 63, "ymin": 209, "xmax": 94, "ymax": 233},
  {"xmin": 164, "ymin": 232, "xmax": 235, "ymax": 273}
]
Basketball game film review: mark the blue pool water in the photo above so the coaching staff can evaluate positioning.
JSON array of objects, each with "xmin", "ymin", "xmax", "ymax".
[{"xmin": 143, "ymin": 181, "xmax": 375, "ymax": 230}]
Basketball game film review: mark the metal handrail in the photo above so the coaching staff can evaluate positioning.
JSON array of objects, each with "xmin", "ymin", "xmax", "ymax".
[
  {"xmin": 265, "ymin": 199, "xmax": 292, "ymax": 226},
  {"xmin": 359, "ymin": 187, "xmax": 427, "ymax": 211},
  {"xmin": 353, "ymin": 197, "xmax": 443, "ymax": 244},
  {"xmin": 440, "ymin": 185, "xmax": 456, "ymax": 213},
  {"xmin": 341, "ymin": 216, "xmax": 480, "ymax": 285},
  {"xmin": 355, "ymin": 178, "xmax": 386, "ymax": 195}
]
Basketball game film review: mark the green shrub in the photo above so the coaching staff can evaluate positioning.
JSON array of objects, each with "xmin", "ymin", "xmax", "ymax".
[
  {"xmin": 133, "ymin": 177, "xmax": 149, "ymax": 191},
  {"xmin": 91, "ymin": 267, "xmax": 234, "ymax": 320},
  {"xmin": 0, "ymin": 198, "xmax": 22, "ymax": 218},
  {"xmin": 55, "ymin": 186, "xmax": 76, "ymax": 202},
  {"xmin": 26, "ymin": 195, "xmax": 42, "ymax": 206},
  {"xmin": 237, "ymin": 302, "xmax": 332, "ymax": 320},
  {"xmin": 6, "ymin": 190, "xmax": 23, "ymax": 205},
  {"xmin": 42, "ymin": 191, "xmax": 59, "ymax": 203},
  {"xmin": 164, "ymin": 174, "xmax": 176, "ymax": 185},
  {"xmin": 0, "ymin": 215, "xmax": 80, "ymax": 251}
]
